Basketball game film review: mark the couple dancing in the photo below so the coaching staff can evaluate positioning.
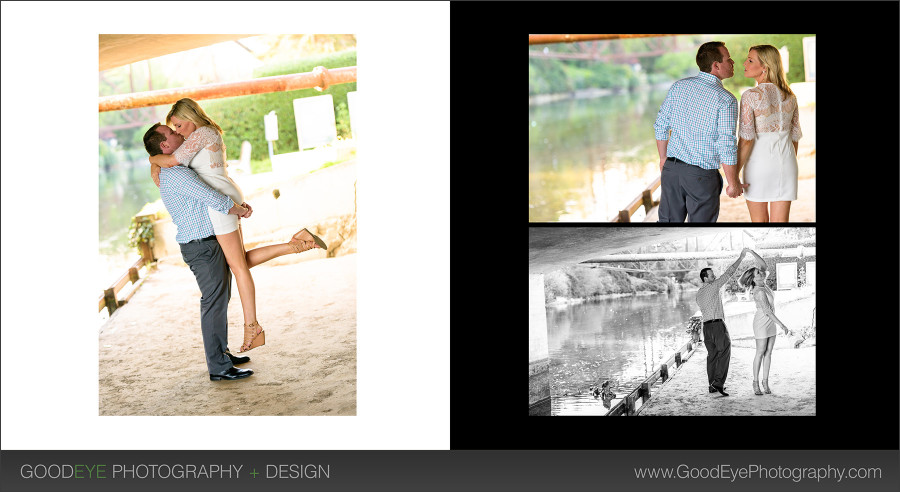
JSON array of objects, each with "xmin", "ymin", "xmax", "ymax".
[
  {"xmin": 697, "ymin": 248, "xmax": 791, "ymax": 397},
  {"xmin": 142, "ymin": 98, "xmax": 327, "ymax": 382},
  {"xmin": 654, "ymin": 41, "xmax": 803, "ymax": 222}
]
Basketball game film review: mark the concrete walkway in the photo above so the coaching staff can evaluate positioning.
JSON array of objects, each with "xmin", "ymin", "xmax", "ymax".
[
  {"xmin": 99, "ymin": 253, "xmax": 356, "ymax": 416},
  {"xmin": 638, "ymin": 335, "xmax": 815, "ymax": 416}
]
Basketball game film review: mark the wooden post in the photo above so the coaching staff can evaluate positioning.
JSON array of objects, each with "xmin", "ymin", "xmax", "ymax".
[
  {"xmin": 618, "ymin": 210, "xmax": 630, "ymax": 222},
  {"xmin": 660, "ymin": 363, "xmax": 668, "ymax": 382},
  {"xmin": 139, "ymin": 241, "xmax": 153, "ymax": 266},
  {"xmin": 104, "ymin": 288, "xmax": 118, "ymax": 316},
  {"xmin": 128, "ymin": 267, "xmax": 140, "ymax": 284},
  {"xmin": 642, "ymin": 189, "xmax": 653, "ymax": 213},
  {"xmin": 641, "ymin": 382, "xmax": 650, "ymax": 403},
  {"xmin": 675, "ymin": 352, "xmax": 682, "ymax": 367},
  {"xmin": 687, "ymin": 341, "xmax": 693, "ymax": 352},
  {"xmin": 625, "ymin": 394, "xmax": 635, "ymax": 416}
]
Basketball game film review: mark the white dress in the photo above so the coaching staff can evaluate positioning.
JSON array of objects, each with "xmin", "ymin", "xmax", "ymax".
[
  {"xmin": 173, "ymin": 126, "xmax": 244, "ymax": 235},
  {"xmin": 739, "ymin": 84, "xmax": 803, "ymax": 202}
]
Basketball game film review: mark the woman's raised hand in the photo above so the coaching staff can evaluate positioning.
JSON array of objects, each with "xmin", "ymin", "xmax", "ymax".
[{"xmin": 240, "ymin": 202, "xmax": 253, "ymax": 218}]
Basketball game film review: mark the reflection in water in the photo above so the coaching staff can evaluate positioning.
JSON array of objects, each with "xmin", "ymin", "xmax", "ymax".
[
  {"xmin": 529, "ymin": 87, "xmax": 670, "ymax": 222},
  {"xmin": 548, "ymin": 290, "xmax": 698, "ymax": 416},
  {"xmin": 98, "ymin": 153, "xmax": 161, "ymax": 286}
]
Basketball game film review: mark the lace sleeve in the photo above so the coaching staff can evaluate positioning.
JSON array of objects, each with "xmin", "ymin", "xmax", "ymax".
[
  {"xmin": 790, "ymin": 97, "xmax": 803, "ymax": 142},
  {"xmin": 173, "ymin": 126, "xmax": 218, "ymax": 166},
  {"xmin": 738, "ymin": 90, "xmax": 757, "ymax": 141}
]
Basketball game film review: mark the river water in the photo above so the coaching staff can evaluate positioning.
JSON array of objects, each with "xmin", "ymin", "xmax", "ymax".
[
  {"xmin": 529, "ymin": 87, "xmax": 670, "ymax": 222},
  {"xmin": 547, "ymin": 290, "xmax": 699, "ymax": 416},
  {"xmin": 98, "ymin": 151, "xmax": 160, "ymax": 288}
]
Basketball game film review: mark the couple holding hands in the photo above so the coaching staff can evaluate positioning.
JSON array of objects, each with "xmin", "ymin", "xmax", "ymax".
[
  {"xmin": 654, "ymin": 41, "xmax": 802, "ymax": 223},
  {"xmin": 697, "ymin": 247, "xmax": 792, "ymax": 398}
]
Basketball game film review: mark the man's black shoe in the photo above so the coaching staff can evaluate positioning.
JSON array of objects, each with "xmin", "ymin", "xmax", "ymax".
[
  {"xmin": 709, "ymin": 384, "xmax": 726, "ymax": 394},
  {"xmin": 225, "ymin": 351, "xmax": 250, "ymax": 365},
  {"xmin": 711, "ymin": 384, "xmax": 729, "ymax": 397},
  {"xmin": 210, "ymin": 367, "xmax": 253, "ymax": 381}
]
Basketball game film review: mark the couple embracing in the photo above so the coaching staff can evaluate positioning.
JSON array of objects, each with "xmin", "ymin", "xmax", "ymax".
[
  {"xmin": 142, "ymin": 98, "xmax": 327, "ymax": 382},
  {"xmin": 654, "ymin": 41, "xmax": 803, "ymax": 223}
]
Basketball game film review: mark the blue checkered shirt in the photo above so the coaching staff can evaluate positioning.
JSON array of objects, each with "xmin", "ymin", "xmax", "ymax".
[
  {"xmin": 654, "ymin": 71, "xmax": 738, "ymax": 169},
  {"xmin": 158, "ymin": 166, "xmax": 234, "ymax": 244}
]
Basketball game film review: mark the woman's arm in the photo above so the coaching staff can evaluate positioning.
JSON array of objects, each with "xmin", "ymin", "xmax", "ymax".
[
  {"xmin": 149, "ymin": 153, "xmax": 179, "ymax": 168},
  {"xmin": 737, "ymin": 138, "xmax": 754, "ymax": 180},
  {"xmin": 747, "ymin": 249, "xmax": 766, "ymax": 269},
  {"xmin": 755, "ymin": 289, "xmax": 790, "ymax": 334}
]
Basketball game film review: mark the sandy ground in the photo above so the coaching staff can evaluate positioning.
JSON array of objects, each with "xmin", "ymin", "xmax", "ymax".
[
  {"xmin": 638, "ymin": 335, "xmax": 815, "ymax": 416},
  {"xmin": 99, "ymin": 253, "xmax": 356, "ymax": 416}
]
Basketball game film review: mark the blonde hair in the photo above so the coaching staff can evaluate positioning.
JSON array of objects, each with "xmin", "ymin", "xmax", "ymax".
[
  {"xmin": 166, "ymin": 98, "xmax": 224, "ymax": 136},
  {"xmin": 750, "ymin": 45, "xmax": 794, "ymax": 101}
]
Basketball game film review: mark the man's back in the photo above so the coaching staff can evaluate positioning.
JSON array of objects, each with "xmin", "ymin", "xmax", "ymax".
[{"xmin": 654, "ymin": 71, "xmax": 738, "ymax": 170}]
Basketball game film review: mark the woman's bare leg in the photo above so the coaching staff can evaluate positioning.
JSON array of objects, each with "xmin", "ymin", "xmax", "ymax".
[
  {"xmin": 761, "ymin": 335, "xmax": 776, "ymax": 392},
  {"xmin": 753, "ymin": 338, "xmax": 767, "ymax": 381},
  {"xmin": 746, "ymin": 200, "xmax": 769, "ymax": 222},
  {"xmin": 769, "ymin": 201, "xmax": 792, "ymax": 222},
  {"xmin": 236, "ymin": 226, "xmax": 316, "ymax": 268},
  {"xmin": 217, "ymin": 229, "xmax": 257, "ymax": 326}
]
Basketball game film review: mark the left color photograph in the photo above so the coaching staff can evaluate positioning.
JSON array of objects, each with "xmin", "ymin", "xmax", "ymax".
[{"xmin": 98, "ymin": 34, "xmax": 358, "ymax": 415}]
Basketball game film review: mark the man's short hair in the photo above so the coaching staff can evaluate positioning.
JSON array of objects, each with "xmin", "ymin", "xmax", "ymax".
[
  {"xmin": 699, "ymin": 267, "xmax": 713, "ymax": 282},
  {"xmin": 696, "ymin": 41, "xmax": 725, "ymax": 73},
  {"xmin": 142, "ymin": 123, "xmax": 165, "ymax": 156}
]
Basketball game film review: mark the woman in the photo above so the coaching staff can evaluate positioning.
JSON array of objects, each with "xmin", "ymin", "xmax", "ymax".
[
  {"xmin": 737, "ymin": 45, "xmax": 803, "ymax": 222},
  {"xmin": 739, "ymin": 250, "xmax": 790, "ymax": 395},
  {"xmin": 149, "ymin": 98, "xmax": 328, "ymax": 353}
]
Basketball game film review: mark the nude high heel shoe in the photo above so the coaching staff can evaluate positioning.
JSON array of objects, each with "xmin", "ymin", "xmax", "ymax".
[
  {"xmin": 761, "ymin": 379, "xmax": 771, "ymax": 394},
  {"xmin": 753, "ymin": 380, "xmax": 763, "ymax": 395},
  {"xmin": 239, "ymin": 321, "xmax": 265, "ymax": 353},
  {"xmin": 290, "ymin": 228, "xmax": 327, "ymax": 251}
]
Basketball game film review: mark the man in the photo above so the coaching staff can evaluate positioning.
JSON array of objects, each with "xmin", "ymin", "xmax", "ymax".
[
  {"xmin": 696, "ymin": 247, "xmax": 749, "ymax": 396},
  {"xmin": 654, "ymin": 41, "xmax": 743, "ymax": 222},
  {"xmin": 143, "ymin": 123, "xmax": 253, "ymax": 381}
]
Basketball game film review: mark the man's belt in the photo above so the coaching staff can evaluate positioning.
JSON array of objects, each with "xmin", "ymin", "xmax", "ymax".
[
  {"xmin": 186, "ymin": 235, "xmax": 217, "ymax": 244},
  {"xmin": 666, "ymin": 157, "xmax": 691, "ymax": 165},
  {"xmin": 703, "ymin": 318, "xmax": 724, "ymax": 325}
]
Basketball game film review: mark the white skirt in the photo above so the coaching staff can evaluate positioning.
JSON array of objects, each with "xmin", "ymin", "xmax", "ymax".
[
  {"xmin": 198, "ymin": 174, "xmax": 244, "ymax": 236},
  {"xmin": 743, "ymin": 131, "xmax": 798, "ymax": 202}
]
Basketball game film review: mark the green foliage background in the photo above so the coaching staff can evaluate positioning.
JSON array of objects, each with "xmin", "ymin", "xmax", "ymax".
[
  {"xmin": 202, "ymin": 49, "xmax": 357, "ymax": 162},
  {"xmin": 529, "ymin": 35, "xmax": 814, "ymax": 99}
]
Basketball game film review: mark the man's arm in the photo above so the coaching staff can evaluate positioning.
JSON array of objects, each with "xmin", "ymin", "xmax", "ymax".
[
  {"xmin": 656, "ymin": 139, "xmax": 669, "ymax": 172},
  {"xmin": 711, "ymin": 247, "xmax": 749, "ymax": 288},
  {"xmin": 723, "ymin": 247, "xmax": 749, "ymax": 279},
  {"xmin": 654, "ymin": 88, "xmax": 674, "ymax": 171},
  {"xmin": 717, "ymin": 96, "xmax": 741, "ymax": 197}
]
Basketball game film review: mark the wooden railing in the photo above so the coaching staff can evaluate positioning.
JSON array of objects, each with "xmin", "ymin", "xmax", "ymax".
[
  {"xmin": 99, "ymin": 225, "xmax": 155, "ymax": 317},
  {"xmin": 607, "ymin": 338, "xmax": 698, "ymax": 416},
  {"xmin": 609, "ymin": 176, "xmax": 661, "ymax": 222}
]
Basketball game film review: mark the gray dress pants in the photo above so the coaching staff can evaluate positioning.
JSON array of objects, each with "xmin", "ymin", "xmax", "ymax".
[
  {"xmin": 658, "ymin": 159, "xmax": 723, "ymax": 223},
  {"xmin": 180, "ymin": 238, "xmax": 233, "ymax": 375},
  {"xmin": 702, "ymin": 320, "xmax": 731, "ymax": 389}
]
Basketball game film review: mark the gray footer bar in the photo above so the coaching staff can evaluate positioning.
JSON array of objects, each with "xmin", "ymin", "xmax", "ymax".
[{"xmin": 1, "ymin": 450, "xmax": 897, "ymax": 491}]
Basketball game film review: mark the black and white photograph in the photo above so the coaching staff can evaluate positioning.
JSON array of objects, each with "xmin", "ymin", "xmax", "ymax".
[{"xmin": 530, "ymin": 227, "xmax": 816, "ymax": 416}]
